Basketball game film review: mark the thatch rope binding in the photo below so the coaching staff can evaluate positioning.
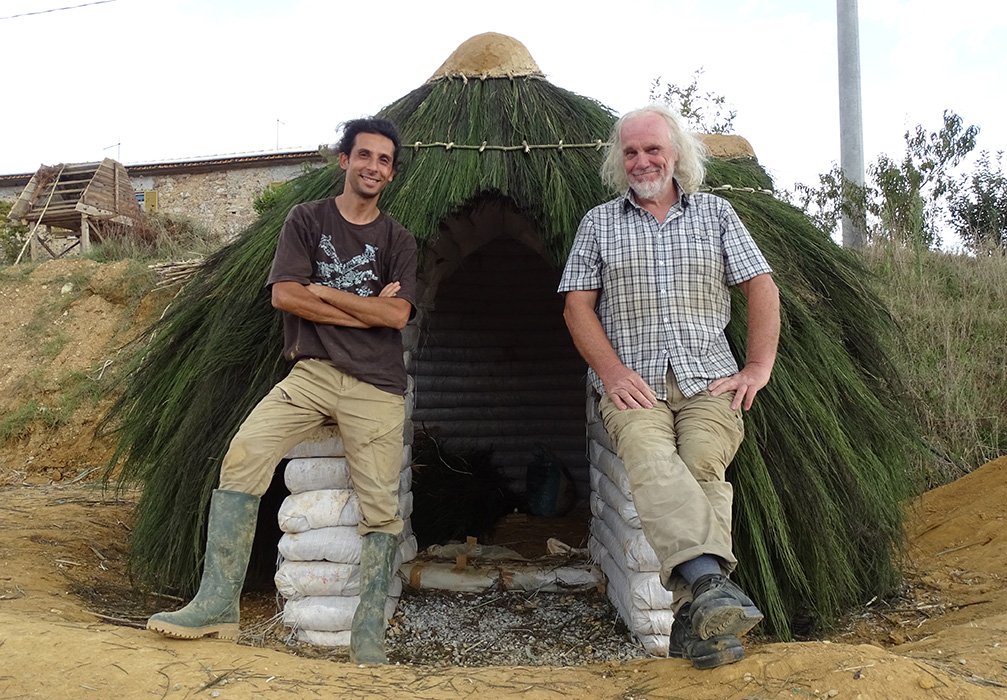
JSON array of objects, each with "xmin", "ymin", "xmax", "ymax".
[
  {"xmin": 409, "ymin": 139, "xmax": 607, "ymax": 152},
  {"xmin": 705, "ymin": 184, "xmax": 775, "ymax": 195},
  {"xmin": 428, "ymin": 73, "xmax": 547, "ymax": 83}
]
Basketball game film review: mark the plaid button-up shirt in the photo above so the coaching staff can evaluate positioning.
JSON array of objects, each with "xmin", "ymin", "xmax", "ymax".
[{"xmin": 558, "ymin": 189, "xmax": 772, "ymax": 399}]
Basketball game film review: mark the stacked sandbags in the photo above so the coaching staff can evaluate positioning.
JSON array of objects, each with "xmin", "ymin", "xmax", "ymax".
[
  {"xmin": 275, "ymin": 420, "xmax": 418, "ymax": 647},
  {"xmin": 584, "ymin": 392, "xmax": 676, "ymax": 657}
]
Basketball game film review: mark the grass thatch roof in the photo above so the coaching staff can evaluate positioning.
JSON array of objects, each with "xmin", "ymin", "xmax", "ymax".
[{"xmin": 103, "ymin": 34, "xmax": 922, "ymax": 639}]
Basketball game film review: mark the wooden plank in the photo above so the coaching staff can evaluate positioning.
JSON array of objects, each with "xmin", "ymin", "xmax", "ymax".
[
  {"xmin": 74, "ymin": 202, "xmax": 118, "ymax": 218},
  {"xmin": 48, "ymin": 185, "xmax": 87, "ymax": 195},
  {"xmin": 60, "ymin": 164, "xmax": 101, "ymax": 176},
  {"xmin": 34, "ymin": 205, "xmax": 80, "ymax": 216}
]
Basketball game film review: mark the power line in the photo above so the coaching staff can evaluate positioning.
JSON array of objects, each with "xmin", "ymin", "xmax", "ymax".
[{"xmin": 0, "ymin": 0, "xmax": 117, "ymax": 21}]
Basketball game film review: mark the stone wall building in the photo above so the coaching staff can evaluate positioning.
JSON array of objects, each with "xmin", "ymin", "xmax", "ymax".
[{"xmin": 2, "ymin": 150, "xmax": 327, "ymax": 243}]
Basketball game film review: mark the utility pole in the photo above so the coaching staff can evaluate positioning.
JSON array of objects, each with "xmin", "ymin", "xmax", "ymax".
[{"xmin": 837, "ymin": 0, "xmax": 866, "ymax": 248}]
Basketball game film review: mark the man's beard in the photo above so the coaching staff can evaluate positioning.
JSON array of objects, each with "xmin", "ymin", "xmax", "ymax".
[{"xmin": 630, "ymin": 168, "xmax": 673, "ymax": 200}]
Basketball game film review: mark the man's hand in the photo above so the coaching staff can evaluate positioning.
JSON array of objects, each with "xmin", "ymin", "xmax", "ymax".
[
  {"xmin": 602, "ymin": 365, "xmax": 658, "ymax": 410},
  {"xmin": 708, "ymin": 361, "xmax": 773, "ymax": 411},
  {"xmin": 378, "ymin": 281, "xmax": 400, "ymax": 297}
]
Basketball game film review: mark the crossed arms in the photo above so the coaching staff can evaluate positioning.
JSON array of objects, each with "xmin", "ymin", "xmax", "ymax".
[{"xmin": 272, "ymin": 281, "xmax": 411, "ymax": 330}]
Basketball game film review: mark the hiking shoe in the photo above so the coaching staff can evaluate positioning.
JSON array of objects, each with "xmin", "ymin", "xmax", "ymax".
[
  {"xmin": 669, "ymin": 603, "xmax": 744, "ymax": 669},
  {"xmin": 690, "ymin": 573, "xmax": 764, "ymax": 640}
]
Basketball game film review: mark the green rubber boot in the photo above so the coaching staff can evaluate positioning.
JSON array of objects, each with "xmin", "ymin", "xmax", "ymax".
[
  {"xmin": 350, "ymin": 531, "xmax": 398, "ymax": 664},
  {"xmin": 146, "ymin": 489, "xmax": 259, "ymax": 640}
]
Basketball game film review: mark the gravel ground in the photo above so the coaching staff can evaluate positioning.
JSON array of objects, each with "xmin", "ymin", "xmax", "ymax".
[
  {"xmin": 384, "ymin": 587, "xmax": 650, "ymax": 667},
  {"xmin": 258, "ymin": 586, "xmax": 652, "ymax": 667}
]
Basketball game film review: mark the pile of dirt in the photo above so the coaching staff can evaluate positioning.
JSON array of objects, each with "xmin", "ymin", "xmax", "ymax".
[{"xmin": 1, "ymin": 259, "xmax": 1005, "ymax": 698}]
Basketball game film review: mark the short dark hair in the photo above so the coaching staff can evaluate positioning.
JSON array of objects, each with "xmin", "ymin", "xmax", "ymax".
[{"xmin": 336, "ymin": 117, "xmax": 401, "ymax": 169}]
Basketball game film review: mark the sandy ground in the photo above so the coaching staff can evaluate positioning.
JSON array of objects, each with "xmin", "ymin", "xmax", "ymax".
[{"xmin": 1, "ymin": 260, "xmax": 1005, "ymax": 699}]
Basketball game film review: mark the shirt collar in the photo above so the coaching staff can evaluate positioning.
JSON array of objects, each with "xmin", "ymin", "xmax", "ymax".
[{"xmin": 621, "ymin": 178, "xmax": 690, "ymax": 212}]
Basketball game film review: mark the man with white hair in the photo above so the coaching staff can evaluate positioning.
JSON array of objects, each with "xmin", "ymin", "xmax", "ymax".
[{"xmin": 559, "ymin": 105, "xmax": 780, "ymax": 668}]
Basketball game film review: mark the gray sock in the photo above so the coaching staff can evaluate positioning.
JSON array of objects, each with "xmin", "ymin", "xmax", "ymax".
[{"xmin": 675, "ymin": 555, "xmax": 722, "ymax": 586}]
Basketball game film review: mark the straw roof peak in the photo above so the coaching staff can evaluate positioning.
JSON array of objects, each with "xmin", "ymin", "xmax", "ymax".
[{"xmin": 428, "ymin": 32, "xmax": 543, "ymax": 81}]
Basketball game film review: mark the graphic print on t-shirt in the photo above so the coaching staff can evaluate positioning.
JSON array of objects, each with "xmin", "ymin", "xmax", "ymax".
[{"xmin": 316, "ymin": 236, "xmax": 378, "ymax": 296}]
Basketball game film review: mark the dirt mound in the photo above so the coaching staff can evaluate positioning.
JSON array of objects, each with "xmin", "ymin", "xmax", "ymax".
[
  {"xmin": 0, "ymin": 259, "xmax": 173, "ymax": 485},
  {"xmin": 0, "ymin": 259, "xmax": 1004, "ymax": 697}
]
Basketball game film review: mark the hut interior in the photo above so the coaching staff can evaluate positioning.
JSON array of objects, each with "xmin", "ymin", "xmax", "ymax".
[{"xmin": 407, "ymin": 198, "xmax": 590, "ymax": 553}]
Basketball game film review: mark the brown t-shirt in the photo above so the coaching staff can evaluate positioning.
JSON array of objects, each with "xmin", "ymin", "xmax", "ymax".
[{"xmin": 267, "ymin": 198, "xmax": 417, "ymax": 395}]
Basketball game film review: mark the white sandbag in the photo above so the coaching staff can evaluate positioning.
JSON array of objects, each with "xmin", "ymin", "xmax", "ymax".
[
  {"xmin": 278, "ymin": 526, "xmax": 359, "ymax": 562},
  {"xmin": 278, "ymin": 490, "xmax": 351, "ymax": 532},
  {"xmin": 278, "ymin": 489, "xmax": 413, "ymax": 533},
  {"xmin": 590, "ymin": 468, "xmax": 641, "ymax": 528},
  {"xmin": 588, "ymin": 440, "xmax": 633, "ymax": 500},
  {"xmin": 275, "ymin": 559, "xmax": 404, "ymax": 599},
  {"xmin": 590, "ymin": 494, "xmax": 661, "ymax": 572},
  {"xmin": 284, "ymin": 424, "xmax": 345, "ymax": 459},
  {"xmin": 636, "ymin": 633, "xmax": 671, "ymax": 658},
  {"xmin": 278, "ymin": 526, "xmax": 417, "ymax": 564},
  {"xmin": 586, "ymin": 537, "xmax": 673, "ymax": 610},
  {"xmin": 398, "ymin": 532, "xmax": 419, "ymax": 563},
  {"xmin": 589, "ymin": 537, "xmax": 674, "ymax": 636},
  {"xmin": 294, "ymin": 628, "xmax": 351, "ymax": 647},
  {"xmin": 283, "ymin": 595, "xmax": 398, "ymax": 632},
  {"xmin": 587, "ymin": 419, "xmax": 615, "ymax": 455},
  {"xmin": 284, "ymin": 456, "xmax": 413, "ymax": 494}
]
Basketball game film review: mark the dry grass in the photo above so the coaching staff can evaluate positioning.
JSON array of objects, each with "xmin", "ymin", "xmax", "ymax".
[{"xmin": 862, "ymin": 243, "xmax": 1007, "ymax": 485}]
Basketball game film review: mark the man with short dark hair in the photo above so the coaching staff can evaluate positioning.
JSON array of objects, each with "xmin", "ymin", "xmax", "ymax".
[
  {"xmin": 147, "ymin": 117, "xmax": 417, "ymax": 666},
  {"xmin": 559, "ymin": 105, "xmax": 780, "ymax": 668}
]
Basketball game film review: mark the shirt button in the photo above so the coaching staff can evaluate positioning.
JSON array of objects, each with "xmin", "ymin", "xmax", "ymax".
[{"xmin": 663, "ymin": 317, "xmax": 669, "ymax": 323}]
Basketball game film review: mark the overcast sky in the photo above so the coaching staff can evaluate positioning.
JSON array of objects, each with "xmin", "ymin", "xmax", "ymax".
[{"xmin": 2, "ymin": 0, "xmax": 1004, "ymax": 209}]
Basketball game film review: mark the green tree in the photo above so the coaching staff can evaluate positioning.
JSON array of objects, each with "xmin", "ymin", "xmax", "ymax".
[
  {"xmin": 787, "ymin": 164, "xmax": 868, "ymax": 238},
  {"xmin": 870, "ymin": 110, "xmax": 977, "ymax": 248},
  {"xmin": 948, "ymin": 151, "xmax": 1007, "ymax": 254},
  {"xmin": 649, "ymin": 68, "xmax": 737, "ymax": 134},
  {"xmin": 787, "ymin": 110, "xmax": 978, "ymax": 249}
]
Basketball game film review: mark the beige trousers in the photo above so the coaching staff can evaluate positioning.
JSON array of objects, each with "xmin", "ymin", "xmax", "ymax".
[
  {"xmin": 218, "ymin": 358, "xmax": 405, "ymax": 536},
  {"xmin": 599, "ymin": 368, "xmax": 745, "ymax": 607}
]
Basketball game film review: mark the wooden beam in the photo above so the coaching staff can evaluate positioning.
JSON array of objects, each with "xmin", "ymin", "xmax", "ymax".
[{"xmin": 80, "ymin": 213, "xmax": 90, "ymax": 253}]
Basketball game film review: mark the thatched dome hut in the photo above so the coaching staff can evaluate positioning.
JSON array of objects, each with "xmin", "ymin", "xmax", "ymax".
[{"xmin": 106, "ymin": 33, "xmax": 921, "ymax": 638}]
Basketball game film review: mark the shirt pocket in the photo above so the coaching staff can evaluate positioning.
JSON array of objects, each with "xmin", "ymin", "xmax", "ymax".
[{"xmin": 675, "ymin": 229, "xmax": 721, "ymax": 280}]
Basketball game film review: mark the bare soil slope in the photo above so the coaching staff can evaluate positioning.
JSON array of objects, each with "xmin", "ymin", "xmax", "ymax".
[{"xmin": 1, "ymin": 260, "xmax": 1005, "ymax": 699}]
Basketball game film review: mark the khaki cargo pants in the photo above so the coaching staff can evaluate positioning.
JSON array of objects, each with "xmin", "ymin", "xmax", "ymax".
[
  {"xmin": 599, "ymin": 368, "xmax": 745, "ymax": 608},
  {"xmin": 218, "ymin": 358, "xmax": 405, "ymax": 536}
]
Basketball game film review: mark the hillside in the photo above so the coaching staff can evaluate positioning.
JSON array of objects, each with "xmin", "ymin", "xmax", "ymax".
[{"xmin": 0, "ymin": 259, "xmax": 173, "ymax": 483}]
